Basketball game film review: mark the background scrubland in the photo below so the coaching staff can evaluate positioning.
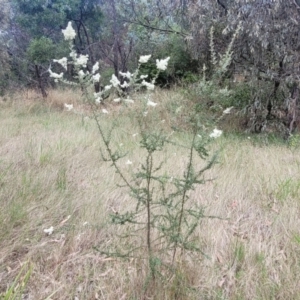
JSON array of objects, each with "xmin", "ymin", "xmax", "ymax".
[
  {"xmin": 1, "ymin": 0, "xmax": 300, "ymax": 135},
  {"xmin": 1, "ymin": 89, "xmax": 300, "ymax": 299}
]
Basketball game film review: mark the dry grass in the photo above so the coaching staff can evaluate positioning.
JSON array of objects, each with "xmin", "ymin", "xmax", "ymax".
[{"xmin": 1, "ymin": 89, "xmax": 300, "ymax": 299}]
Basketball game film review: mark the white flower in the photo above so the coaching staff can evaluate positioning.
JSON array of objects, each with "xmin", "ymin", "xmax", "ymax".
[
  {"xmin": 70, "ymin": 50, "xmax": 77, "ymax": 60},
  {"xmin": 140, "ymin": 75, "xmax": 148, "ymax": 79},
  {"xmin": 125, "ymin": 99, "xmax": 134, "ymax": 104},
  {"xmin": 223, "ymin": 106, "xmax": 234, "ymax": 114},
  {"xmin": 110, "ymin": 74, "xmax": 120, "ymax": 87},
  {"xmin": 62, "ymin": 22, "xmax": 76, "ymax": 41},
  {"xmin": 44, "ymin": 226, "xmax": 54, "ymax": 235},
  {"xmin": 113, "ymin": 98, "xmax": 121, "ymax": 102},
  {"xmin": 69, "ymin": 51, "xmax": 89, "ymax": 68},
  {"xmin": 53, "ymin": 57, "xmax": 68, "ymax": 70},
  {"xmin": 119, "ymin": 71, "xmax": 132, "ymax": 79},
  {"xmin": 102, "ymin": 109, "xmax": 109, "ymax": 114},
  {"xmin": 76, "ymin": 54, "xmax": 89, "ymax": 67},
  {"xmin": 156, "ymin": 57, "xmax": 170, "ymax": 71},
  {"xmin": 142, "ymin": 80, "xmax": 155, "ymax": 90},
  {"xmin": 185, "ymin": 35, "xmax": 193, "ymax": 41},
  {"xmin": 83, "ymin": 222, "xmax": 89, "ymax": 226},
  {"xmin": 104, "ymin": 85, "xmax": 112, "ymax": 91},
  {"xmin": 126, "ymin": 159, "xmax": 133, "ymax": 165},
  {"xmin": 219, "ymin": 87, "xmax": 231, "ymax": 96},
  {"xmin": 175, "ymin": 106, "xmax": 182, "ymax": 114},
  {"xmin": 139, "ymin": 55, "xmax": 151, "ymax": 63},
  {"xmin": 92, "ymin": 62, "xmax": 99, "ymax": 74},
  {"xmin": 120, "ymin": 81, "xmax": 129, "ymax": 88},
  {"xmin": 64, "ymin": 103, "xmax": 73, "ymax": 111},
  {"xmin": 143, "ymin": 111, "xmax": 148, "ymax": 116},
  {"xmin": 78, "ymin": 70, "xmax": 86, "ymax": 78},
  {"xmin": 132, "ymin": 133, "xmax": 138, "ymax": 137},
  {"xmin": 49, "ymin": 69, "xmax": 63, "ymax": 79},
  {"xmin": 93, "ymin": 73, "xmax": 101, "ymax": 82},
  {"xmin": 147, "ymin": 100, "xmax": 158, "ymax": 107},
  {"xmin": 95, "ymin": 97, "xmax": 101, "ymax": 104},
  {"xmin": 209, "ymin": 128, "xmax": 223, "ymax": 138}
]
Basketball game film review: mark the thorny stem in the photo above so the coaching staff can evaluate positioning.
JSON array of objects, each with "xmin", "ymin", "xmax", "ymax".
[
  {"xmin": 90, "ymin": 85, "xmax": 155, "ymax": 277},
  {"xmin": 172, "ymin": 132, "xmax": 196, "ymax": 264},
  {"xmin": 146, "ymin": 151, "xmax": 154, "ymax": 278},
  {"xmin": 91, "ymin": 106, "xmax": 134, "ymax": 190}
]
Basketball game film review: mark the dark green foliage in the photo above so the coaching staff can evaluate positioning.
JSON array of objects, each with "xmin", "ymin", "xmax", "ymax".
[
  {"xmin": 12, "ymin": 0, "xmax": 102, "ymax": 40},
  {"xmin": 62, "ymin": 0, "xmax": 103, "ymax": 39},
  {"xmin": 227, "ymin": 83, "xmax": 251, "ymax": 108},
  {"xmin": 138, "ymin": 34, "xmax": 200, "ymax": 86},
  {"xmin": 160, "ymin": 35, "xmax": 199, "ymax": 83},
  {"xmin": 12, "ymin": 0, "xmax": 66, "ymax": 38},
  {"xmin": 26, "ymin": 37, "xmax": 56, "ymax": 65},
  {"xmin": 139, "ymin": 61, "xmax": 161, "ymax": 84}
]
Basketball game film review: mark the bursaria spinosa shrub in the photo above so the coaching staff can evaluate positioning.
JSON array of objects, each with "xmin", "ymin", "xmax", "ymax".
[{"xmin": 49, "ymin": 22, "xmax": 222, "ymax": 284}]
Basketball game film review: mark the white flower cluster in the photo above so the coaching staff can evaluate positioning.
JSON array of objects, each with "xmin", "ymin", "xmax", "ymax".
[
  {"xmin": 119, "ymin": 71, "xmax": 132, "ymax": 79},
  {"xmin": 49, "ymin": 23, "xmax": 110, "ymax": 105},
  {"xmin": 64, "ymin": 103, "xmax": 73, "ymax": 111},
  {"xmin": 93, "ymin": 73, "xmax": 101, "ymax": 83},
  {"xmin": 49, "ymin": 69, "xmax": 63, "ymax": 79},
  {"xmin": 78, "ymin": 70, "xmax": 87, "ymax": 78},
  {"xmin": 104, "ymin": 85, "xmax": 112, "ymax": 91},
  {"xmin": 139, "ymin": 55, "xmax": 151, "ymax": 64},
  {"xmin": 209, "ymin": 128, "xmax": 223, "ymax": 139},
  {"xmin": 120, "ymin": 81, "xmax": 129, "ymax": 88},
  {"xmin": 92, "ymin": 62, "xmax": 99, "ymax": 74},
  {"xmin": 77, "ymin": 54, "xmax": 89, "ymax": 67},
  {"xmin": 142, "ymin": 80, "xmax": 155, "ymax": 90},
  {"xmin": 53, "ymin": 57, "xmax": 68, "ymax": 70},
  {"xmin": 44, "ymin": 226, "xmax": 54, "ymax": 235},
  {"xmin": 94, "ymin": 91, "xmax": 102, "ymax": 103},
  {"xmin": 156, "ymin": 57, "xmax": 170, "ymax": 71},
  {"xmin": 110, "ymin": 74, "xmax": 120, "ymax": 87},
  {"xmin": 69, "ymin": 51, "xmax": 89, "ymax": 68},
  {"xmin": 50, "ymin": 22, "xmax": 170, "ymax": 109},
  {"xmin": 147, "ymin": 100, "xmax": 157, "ymax": 107},
  {"xmin": 138, "ymin": 55, "xmax": 170, "ymax": 71},
  {"xmin": 62, "ymin": 22, "xmax": 76, "ymax": 41},
  {"xmin": 218, "ymin": 86, "xmax": 231, "ymax": 97},
  {"xmin": 223, "ymin": 106, "xmax": 234, "ymax": 114}
]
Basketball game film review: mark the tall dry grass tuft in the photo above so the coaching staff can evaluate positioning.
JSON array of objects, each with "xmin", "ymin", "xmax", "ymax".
[{"xmin": 1, "ymin": 91, "xmax": 300, "ymax": 299}]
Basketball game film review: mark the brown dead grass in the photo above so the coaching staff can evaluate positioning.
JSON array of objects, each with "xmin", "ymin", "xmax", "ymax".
[{"xmin": 1, "ymin": 89, "xmax": 300, "ymax": 299}]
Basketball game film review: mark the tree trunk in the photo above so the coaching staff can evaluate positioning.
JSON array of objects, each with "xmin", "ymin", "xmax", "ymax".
[
  {"xmin": 35, "ymin": 65, "xmax": 47, "ymax": 98},
  {"xmin": 111, "ymin": 0, "xmax": 119, "ymax": 78},
  {"xmin": 288, "ymin": 84, "xmax": 299, "ymax": 135}
]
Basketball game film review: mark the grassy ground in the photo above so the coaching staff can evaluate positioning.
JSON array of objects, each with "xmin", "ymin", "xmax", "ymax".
[{"xmin": 1, "ymin": 89, "xmax": 300, "ymax": 299}]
